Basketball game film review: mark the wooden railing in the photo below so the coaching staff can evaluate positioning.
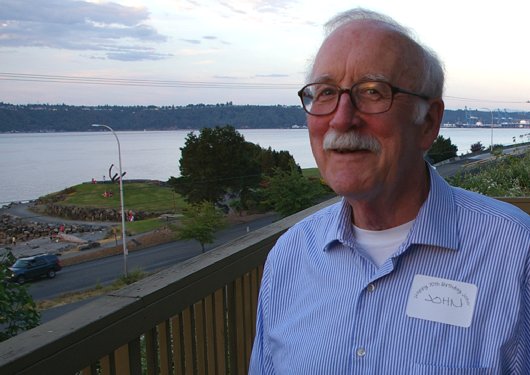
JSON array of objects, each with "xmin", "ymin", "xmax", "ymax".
[
  {"xmin": 0, "ymin": 197, "xmax": 340, "ymax": 375},
  {"xmin": 499, "ymin": 197, "xmax": 530, "ymax": 214},
  {"xmin": 0, "ymin": 196, "xmax": 527, "ymax": 375}
]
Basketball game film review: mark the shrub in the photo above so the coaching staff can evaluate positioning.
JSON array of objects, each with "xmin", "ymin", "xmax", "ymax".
[
  {"xmin": 0, "ymin": 263, "xmax": 40, "ymax": 342},
  {"xmin": 470, "ymin": 141, "xmax": 485, "ymax": 153},
  {"xmin": 449, "ymin": 153, "xmax": 530, "ymax": 197},
  {"xmin": 427, "ymin": 135, "xmax": 458, "ymax": 163}
]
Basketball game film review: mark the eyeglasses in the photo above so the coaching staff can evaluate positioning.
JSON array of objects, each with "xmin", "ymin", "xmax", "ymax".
[{"xmin": 297, "ymin": 80, "xmax": 430, "ymax": 116}]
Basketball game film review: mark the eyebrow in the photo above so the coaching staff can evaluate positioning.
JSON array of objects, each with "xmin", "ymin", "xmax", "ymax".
[
  {"xmin": 309, "ymin": 73, "xmax": 391, "ymax": 85},
  {"xmin": 310, "ymin": 75, "xmax": 335, "ymax": 84},
  {"xmin": 361, "ymin": 73, "xmax": 389, "ymax": 81}
]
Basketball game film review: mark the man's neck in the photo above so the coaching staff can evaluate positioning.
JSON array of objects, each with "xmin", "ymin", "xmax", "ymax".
[{"xmin": 346, "ymin": 166, "xmax": 431, "ymax": 230}]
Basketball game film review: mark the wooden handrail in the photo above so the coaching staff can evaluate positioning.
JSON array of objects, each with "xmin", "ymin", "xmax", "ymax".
[{"xmin": 496, "ymin": 196, "xmax": 530, "ymax": 214}]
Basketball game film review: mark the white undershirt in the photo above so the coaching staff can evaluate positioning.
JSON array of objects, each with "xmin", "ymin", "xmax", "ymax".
[{"xmin": 353, "ymin": 219, "xmax": 415, "ymax": 268}]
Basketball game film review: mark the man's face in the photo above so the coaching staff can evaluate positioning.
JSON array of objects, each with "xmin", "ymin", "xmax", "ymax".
[{"xmin": 308, "ymin": 21, "xmax": 438, "ymax": 202}]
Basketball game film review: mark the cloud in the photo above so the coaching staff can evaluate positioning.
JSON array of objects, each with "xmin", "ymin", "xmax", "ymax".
[
  {"xmin": 214, "ymin": 75, "xmax": 244, "ymax": 80},
  {"xmin": 255, "ymin": 74, "xmax": 290, "ymax": 78},
  {"xmin": 181, "ymin": 39, "xmax": 202, "ymax": 44},
  {"xmin": 254, "ymin": 0, "xmax": 298, "ymax": 13},
  {"xmin": 218, "ymin": 0, "xmax": 299, "ymax": 16},
  {"xmin": 202, "ymin": 35, "xmax": 232, "ymax": 45},
  {"xmin": 106, "ymin": 50, "xmax": 172, "ymax": 61},
  {"xmin": 218, "ymin": 1, "xmax": 247, "ymax": 15},
  {"xmin": 179, "ymin": 48, "xmax": 218, "ymax": 56},
  {"xmin": 180, "ymin": 35, "xmax": 230, "ymax": 49},
  {"xmin": 0, "ymin": 0, "xmax": 169, "ymax": 61}
]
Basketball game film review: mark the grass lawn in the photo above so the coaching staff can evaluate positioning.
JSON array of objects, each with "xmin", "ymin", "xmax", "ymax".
[
  {"xmin": 40, "ymin": 169, "xmax": 325, "ymax": 235},
  {"xmin": 125, "ymin": 217, "xmax": 180, "ymax": 235},
  {"xmin": 302, "ymin": 168, "xmax": 322, "ymax": 179},
  {"xmin": 53, "ymin": 182, "xmax": 186, "ymax": 213},
  {"xmin": 48, "ymin": 169, "xmax": 322, "ymax": 213}
]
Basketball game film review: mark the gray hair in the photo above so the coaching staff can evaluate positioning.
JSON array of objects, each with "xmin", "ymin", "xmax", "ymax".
[{"xmin": 309, "ymin": 8, "xmax": 445, "ymax": 99}]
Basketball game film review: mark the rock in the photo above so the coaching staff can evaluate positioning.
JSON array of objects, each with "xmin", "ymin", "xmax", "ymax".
[{"xmin": 0, "ymin": 213, "xmax": 105, "ymax": 244}]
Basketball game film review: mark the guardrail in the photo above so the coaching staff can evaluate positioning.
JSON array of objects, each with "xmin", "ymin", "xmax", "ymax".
[{"xmin": 0, "ymin": 196, "xmax": 527, "ymax": 374}]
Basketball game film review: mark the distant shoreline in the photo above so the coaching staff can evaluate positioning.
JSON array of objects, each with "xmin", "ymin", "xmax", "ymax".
[
  {"xmin": 2, "ymin": 103, "xmax": 528, "ymax": 133},
  {"xmin": 1, "ymin": 124, "xmax": 529, "ymax": 135}
]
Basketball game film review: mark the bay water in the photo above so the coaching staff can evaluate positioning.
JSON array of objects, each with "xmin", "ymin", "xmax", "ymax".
[{"xmin": 1, "ymin": 128, "xmax": 529, "ymax": 205}]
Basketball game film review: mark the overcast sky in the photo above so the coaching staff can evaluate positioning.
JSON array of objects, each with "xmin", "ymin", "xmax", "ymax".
[{"xmin": 1, "ymin": 0, "xmax": 529, "ymax": 110}]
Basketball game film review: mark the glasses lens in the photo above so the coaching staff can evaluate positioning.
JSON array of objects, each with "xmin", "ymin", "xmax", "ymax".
[
  {"xmin": 301, "ymin": 84, "xmax": 339, "ymax": 115},
  {"xmin": 352, "ymin": 81, "xmax": 393, "ymax": 114}
]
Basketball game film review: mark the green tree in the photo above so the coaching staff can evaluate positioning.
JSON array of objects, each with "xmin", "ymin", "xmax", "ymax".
[
  {"xmin": 470, "ymin": 141, "xmax": 485, "ymax": 153},
  {"xmin": 427, "ymin": 135, "xmax": 458, "ymax": 164},
  {"xmin": 264, "ymin": 166, "xmax": 328, "ymax": 217},
  {"xmin": 257, "ymin": 147, "xmax": 300, "ymax": 177},
  {"xmin": 170, "ymin": 126, "xmax": 261, "ymax": 203},
  {"xmin": 169, "ymin": 126, "xmax": 299, "ymax": 207},
  {"xmin": 178, "ymin": 201, "xmax": 227, "ymax": 252},
  {"xmin": 0, "ymin": 262, "xmax": 40, "ymax": 342}
]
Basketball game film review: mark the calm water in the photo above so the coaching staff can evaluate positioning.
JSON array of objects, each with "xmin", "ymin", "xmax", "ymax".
[{"xmin": 1, "ymin": 128, "xmax": 529, "ymax": 205}]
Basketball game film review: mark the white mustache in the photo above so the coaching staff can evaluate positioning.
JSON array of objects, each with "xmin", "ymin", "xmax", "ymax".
[{"xmin": 323, "ymin": 130, "xmax": 381, "ymax": 153}]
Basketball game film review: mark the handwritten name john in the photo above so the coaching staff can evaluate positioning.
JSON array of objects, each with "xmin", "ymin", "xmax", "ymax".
[{"xmin": 425, "ymin": 294, "xmax": 463, "ymax": 308}]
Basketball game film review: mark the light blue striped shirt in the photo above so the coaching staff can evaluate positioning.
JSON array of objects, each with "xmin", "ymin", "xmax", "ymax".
[{"xmin": 250, "ymin": 167, "xmax": 530, "ymax": 374}]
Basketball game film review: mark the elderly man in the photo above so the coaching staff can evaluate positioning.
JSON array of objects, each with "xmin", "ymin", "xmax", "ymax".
[{"xmin": 249, "ymin": 8, "xmax": 530, "ymax": 374}]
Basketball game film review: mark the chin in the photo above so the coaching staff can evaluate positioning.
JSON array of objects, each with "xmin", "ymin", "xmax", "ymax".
[{"xmin": 326, "ymin": 178, "xmax": 369, "ymax": 199}]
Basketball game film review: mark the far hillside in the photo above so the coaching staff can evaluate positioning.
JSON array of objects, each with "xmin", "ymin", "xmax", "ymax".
[{"xmin": 1, "ymin": 102, "xmax": 528, "ymax": 132}]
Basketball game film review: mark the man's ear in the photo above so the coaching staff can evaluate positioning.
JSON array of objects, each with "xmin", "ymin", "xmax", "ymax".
[{"xmin": 419, "ymin": 98, "xmax": 445, "ymax": 151}]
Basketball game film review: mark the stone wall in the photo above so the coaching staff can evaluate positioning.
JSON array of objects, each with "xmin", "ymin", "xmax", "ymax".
[
  {"xmin": 0, "ymin": 214, "xmax": 104, "ymax": 245},
  {"xmin": 41, "ymin": 204, "xmax": 156, "ymax": 222}
]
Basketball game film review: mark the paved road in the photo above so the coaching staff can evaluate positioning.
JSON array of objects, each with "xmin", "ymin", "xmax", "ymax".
[
  {"xmin": 30, "ymin": 214, "xmax": 277, "ymax": 298},
  {"xmin": 435, "ymin": 143, "xmax": 530, "ymax": 178},
  {"xmin": 1, "ymin": 200, "xmax": 279, "ymax": 322},
  {"xmin": 34, "ymin": 214, "xmax": 278, "ymax": 322}
]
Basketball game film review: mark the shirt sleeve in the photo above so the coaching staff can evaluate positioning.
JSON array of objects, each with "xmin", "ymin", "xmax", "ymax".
[{"xmin": 249, "ymin": 257, "xmax": 275, "ymax": 374}]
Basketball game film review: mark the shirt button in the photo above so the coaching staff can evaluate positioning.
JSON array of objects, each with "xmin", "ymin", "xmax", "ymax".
[
  {"xmin": 356, "ymin": 347, "xmax": 366, "ymax": 357},
  {"xmin": 367, "ymin": 283, "xmax": 376, "ymax": 292}
]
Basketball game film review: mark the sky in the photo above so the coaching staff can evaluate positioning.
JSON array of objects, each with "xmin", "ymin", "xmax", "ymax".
[{"xmin": 1, "ymin": 0, "xmax": 529, "ymax": 111}]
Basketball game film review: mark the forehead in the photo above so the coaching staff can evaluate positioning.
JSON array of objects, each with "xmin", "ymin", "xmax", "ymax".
[{"xmin": 311, "ymin": 20, "xmax": 422, "ymax": 85}]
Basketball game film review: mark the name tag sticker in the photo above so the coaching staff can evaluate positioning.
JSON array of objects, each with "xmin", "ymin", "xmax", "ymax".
[{"xmin": 406, "ymin": 274, "xmax": 478, "ymax": 328}]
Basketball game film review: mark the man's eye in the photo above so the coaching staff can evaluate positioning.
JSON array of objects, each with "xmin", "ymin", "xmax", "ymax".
[
  {"xmin": 358, "ymin": 87, "xmax": 383, "ymax": 100},
  {"xmin": 315, "ymin": 87, "xmax": 338, "ymax": 100},
  {"xmin": 362, "ymin": 88, "xmax": 381, "ymax": 96}
]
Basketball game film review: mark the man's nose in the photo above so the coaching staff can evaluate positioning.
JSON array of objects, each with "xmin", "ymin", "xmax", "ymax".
[{"xmin": 328, "ymin": 92, "xmax": 359, "ymax": 131}]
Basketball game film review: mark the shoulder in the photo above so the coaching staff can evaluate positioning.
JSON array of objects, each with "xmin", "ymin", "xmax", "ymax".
[
  {"xmin": 292, "ymin": 199, "xmax": 343, "ymax": 230},
  {"xmin": 267, "ymin": 200, "xmax": 343, "ymax": 262},
  {"xmin": 452, "ymin": 186, "xmax": 530, "ymax": 230}
]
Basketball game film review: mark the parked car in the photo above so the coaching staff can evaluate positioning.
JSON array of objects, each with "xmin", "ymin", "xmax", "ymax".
[{"xmin": 8, "ymin": 253, "xmax": 62, "ymax": 284}]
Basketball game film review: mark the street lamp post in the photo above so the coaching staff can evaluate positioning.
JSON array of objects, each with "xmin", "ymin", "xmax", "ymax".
[{"xmin": 91, "ymin": 124, "xmax": 128, "ymax": 277}]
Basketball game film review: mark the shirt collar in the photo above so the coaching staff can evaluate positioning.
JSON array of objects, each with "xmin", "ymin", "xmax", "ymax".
[
  {"xmin": 406, "ymin": 164, "xmax": 459, "ymax": 251},
  {"xmin": 323, "ymin": 198, "xmax": 355, "ymax": 252},
  {"xmin": 322, "ymin": 164, "xmax": 459, "ymax": 252}
]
